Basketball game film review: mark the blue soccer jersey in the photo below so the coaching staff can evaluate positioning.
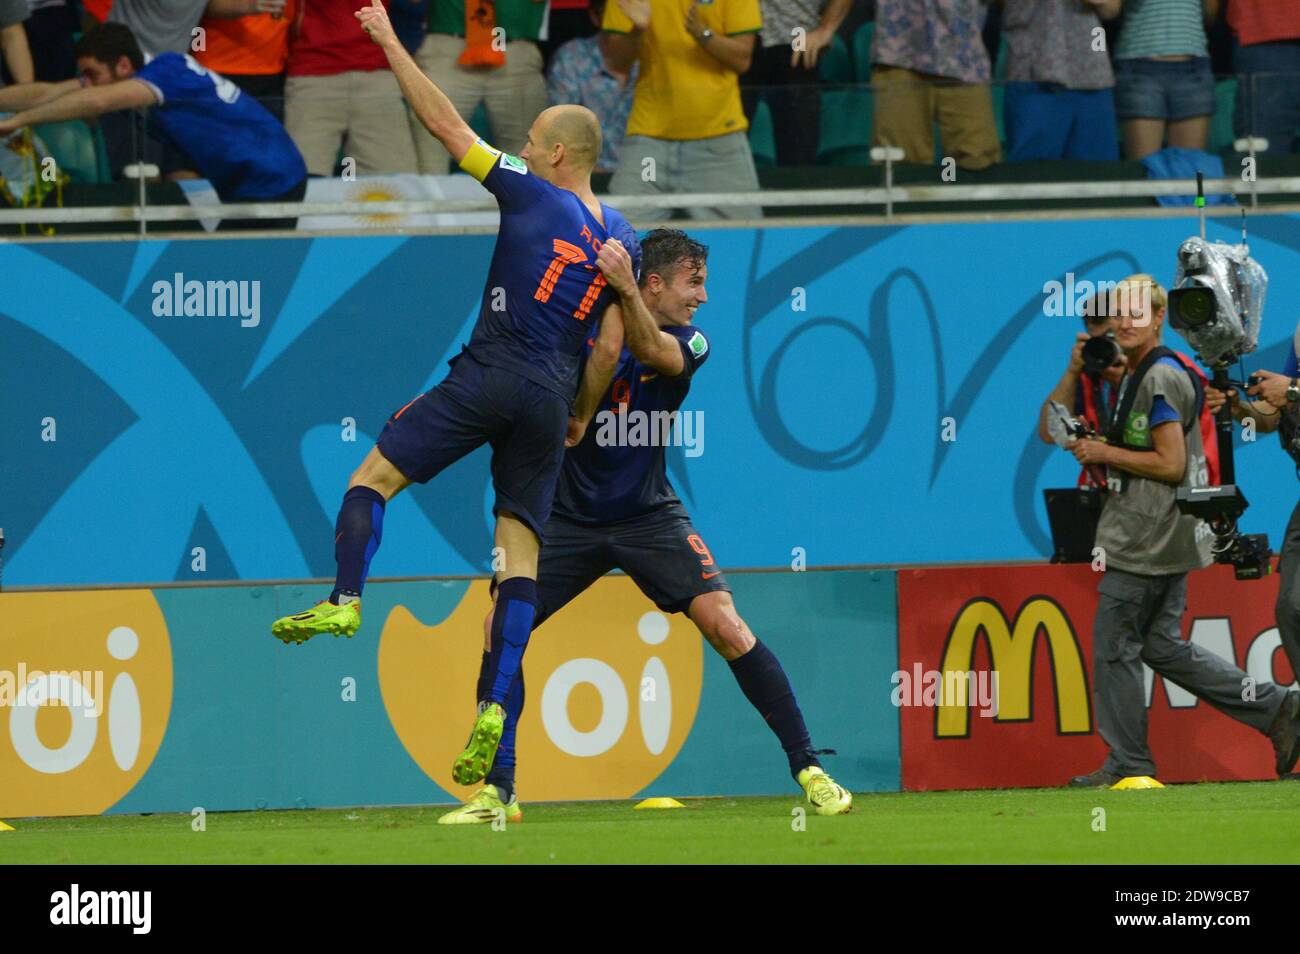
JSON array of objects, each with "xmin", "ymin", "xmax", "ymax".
[
  {"xmin": 133, "ymin": 52, "xmax": 306, "ymax": 200},
  {"xmin": 458, "ymin": 138, "xmax": 640, "ymax": 401},
  {"xmin": 554, "ymin": 324, "xmax": 711, "ymax": 524}
]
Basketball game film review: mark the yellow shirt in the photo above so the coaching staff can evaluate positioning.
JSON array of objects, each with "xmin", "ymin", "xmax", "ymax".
[{"xmin": 603, "ymin": 0, "xmax": 762, "ymax": 141}]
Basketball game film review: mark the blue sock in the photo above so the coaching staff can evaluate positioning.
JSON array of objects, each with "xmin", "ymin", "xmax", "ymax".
[
  {"xmin": 728, "ymin": 639, "xmax": 820, "ymax": 780},
  {"xmin": 482, "ymin": 652, "xmax": 524, "ymax": 802},
  {"xmin": 330, "ymin": 486, "xmax": 385, "ymax": 604},
  {"xmin": 484, "ymin": 577, "xmax": 537, "ymax": 704}
]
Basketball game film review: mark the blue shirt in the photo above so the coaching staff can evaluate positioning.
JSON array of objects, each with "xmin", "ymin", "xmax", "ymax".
[
  {"xmin": 461, "ymin": 141, "xmax": 640, "ymax": 401},
  {"xmin": 135, "ymin": 53, "xmax": 306, "ymax": 201},
  {"xmin": 1284, "ymin": 342, "xmax": 1299, "ymax": 379},
  {"xmin": 554, "ymin": 325, "xmax": 710, "ymax": 523},
  {"xmin": 546, "ymin": 36, "xmax": 637, "ymax": 172},
  {"xmin": 1149, "ymin": 356, "xmax": 1185, "ymax": 427}
]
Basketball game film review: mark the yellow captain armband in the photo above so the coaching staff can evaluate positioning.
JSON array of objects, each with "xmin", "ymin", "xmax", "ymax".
[{"xmin": 459, "ymin": 138, "xmax": 504, "ymax": 182}]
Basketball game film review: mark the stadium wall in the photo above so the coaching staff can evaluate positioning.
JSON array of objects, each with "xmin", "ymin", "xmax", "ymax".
[
  {"xmin": 1, "ymin": 564, "xmax": 1291, "ymax": 818},
  {"xmin": 5, "ymin": 213, "xmax": 1300, "ymax": 588}
]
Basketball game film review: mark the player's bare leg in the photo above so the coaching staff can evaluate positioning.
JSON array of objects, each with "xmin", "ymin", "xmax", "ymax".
[
  {"xmin": 271, "ymin": 447, "xmax": 411, "ymax": 644},
  {"xmin": 689, "ymin": 591, "xmax": 852, "ymax": 815},
  {"xmin": 452, "ymin": 512, "xmax": 539, "ymax": 785}
]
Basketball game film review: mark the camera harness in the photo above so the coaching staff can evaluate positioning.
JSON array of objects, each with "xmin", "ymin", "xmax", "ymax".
[{"xmin": 1104, "ymin": 345, "xmax": 1219, "ymax": 491}]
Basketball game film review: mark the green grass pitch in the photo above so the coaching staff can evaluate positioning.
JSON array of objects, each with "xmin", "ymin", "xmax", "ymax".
[{"xmin": 5, "ymin": 782, "xmax": 1299, "ymax": 864}]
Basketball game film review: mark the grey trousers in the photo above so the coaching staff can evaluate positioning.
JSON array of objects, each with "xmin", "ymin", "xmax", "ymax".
[
  {"xmin": 1093, "ymin": 568, "xmax": 1288, "ymax": 776},
  {"xmin": 608, "ymin": 132, "xmax": 762, "ymax": 221},
  {"xmin": 1276, "ymin": 497, "xmax": 1300, "ymax": 680}
]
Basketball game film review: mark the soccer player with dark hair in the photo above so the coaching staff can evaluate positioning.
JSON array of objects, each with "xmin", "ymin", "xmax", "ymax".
[
  {"xmin": 271, "ymin": 2, "xmax": 640, "ymax": 773},
  {"xmin": 438, "ymin": 228, "xmax": 853, "ymax": 823},
  {"xmin": 0, "ymin": 21, "xmax": 307, "ymax": 228}
]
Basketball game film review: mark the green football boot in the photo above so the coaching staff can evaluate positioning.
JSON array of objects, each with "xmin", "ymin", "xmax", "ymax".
[
  {"xmin": 436, "ymin": 785, "xmax": 523, "ymax": 825},
  {"xmin": 271, "ymin": 599, "xmax": 361, "ymax": 645},
  {"xmin": 798, "ymin": 766, "xmax": 853, "ymax": 816},
  {"xmin": 451, "ymin": 702, "xmax": 506, "ymax": 786}
]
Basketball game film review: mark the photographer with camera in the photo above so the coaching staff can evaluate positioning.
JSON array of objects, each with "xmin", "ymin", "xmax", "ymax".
[
  {"xmin": 1038, "ymin": 295, "xmax": 1125, "ymax": 488},
  {"xmin": 1064, "ymin": 275, "xmax": 1300, "ymax": 787},
  {"xmin": 1206, "ymin": 332, "xmax": 1300, "ymax": 685}
]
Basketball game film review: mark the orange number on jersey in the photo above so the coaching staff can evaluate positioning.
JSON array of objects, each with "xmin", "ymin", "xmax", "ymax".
[
  {"xmin": 611, "ymin": 377, "xmax": 630, "ymax": 408},
  {"xmin": 534, "ymin": 239, "xmax": 586, "ymax": 304},
  {"xmin": 533, "ymin": 237, "xmax": 608, "ymax": 320},
  {"xmin": 574, "ymin": 273, "xmax": 607, "ymax": 321},
  {"xmin": 687, "ymin": 534, "xmax": 715, "ymax": 567}
]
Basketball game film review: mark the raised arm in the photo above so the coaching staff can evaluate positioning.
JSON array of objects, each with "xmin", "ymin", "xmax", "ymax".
[
  {"xmin": 1037, "ymin": 334, "xmax": 1089, "ymax": 444},
  {"xmin": 0, "ymin": 80, "xmax": 155, "ymax": 135},
  {"xmin": 357, "ymin": 1, "xmax": 476, "ymax": 164},
  {"xmin": 596, "ymin": 239, "xmax": 685, "ymax": 376}
]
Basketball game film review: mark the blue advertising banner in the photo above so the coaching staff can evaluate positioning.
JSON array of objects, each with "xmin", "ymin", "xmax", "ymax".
[
  {"xmin": 0, "ymin": 570, "xmax": 898, "ymax": 817},
  {"xmin": 5, "ymin": 214, "xmax": 1299, "ymax": 587}
]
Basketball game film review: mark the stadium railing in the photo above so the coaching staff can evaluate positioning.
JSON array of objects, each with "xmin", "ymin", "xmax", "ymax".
[{"xmin": 1, "ymin": 73, "xmax": 1298, "ymax": 235}]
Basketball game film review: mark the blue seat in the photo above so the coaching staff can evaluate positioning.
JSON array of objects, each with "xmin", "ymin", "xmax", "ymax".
[
  {"xmin": 32, "ymin": 120, "xmax": 101, "ymax": 183},
  {"xmin": 817, "ymin": 87, "xmax": 873, "ymax": 166},
  {"xmin": 749, "ymin": 99, "xmax": 777, "ymax": 167},
  {"xmin": 1209, "ymin": 77, "xmax": 1238, "ymax": 153},
  {"xmin": 819, "ymin": 33, "xmax": 852, "ymax": 85},
  {"xmin": 852, "ymin": 21, "xmax": 875, "ymax": 82}
]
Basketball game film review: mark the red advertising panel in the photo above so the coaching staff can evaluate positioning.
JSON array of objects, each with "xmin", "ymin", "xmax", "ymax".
[{"xmin": 898, "ymin": 563, "xmax": 1295, "ymax": 790}]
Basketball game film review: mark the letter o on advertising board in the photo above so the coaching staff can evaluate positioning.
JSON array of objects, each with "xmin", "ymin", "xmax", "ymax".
[
  {"xmin": 9, "ymin": 674, "xmax": 99, "ymax": 774},
  {"xmin": 541, "ymin": 659, "xmax": 628, "ymax": 757}
]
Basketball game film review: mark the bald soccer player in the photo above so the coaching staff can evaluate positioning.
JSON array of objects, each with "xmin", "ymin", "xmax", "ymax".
[{"xmin": 272, "ymin": 1, "xmax": 640, "ymax": 780}]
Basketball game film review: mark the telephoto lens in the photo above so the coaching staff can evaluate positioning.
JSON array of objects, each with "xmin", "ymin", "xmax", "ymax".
[{"xmin": 1081, "ymin": 334, "xmax": 1121, "ymax": 374}]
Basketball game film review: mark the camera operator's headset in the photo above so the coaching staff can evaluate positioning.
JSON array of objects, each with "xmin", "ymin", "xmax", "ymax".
[{"xmin": 1105, "ymin": 346, "xmax": 1220, "ymax": 487}]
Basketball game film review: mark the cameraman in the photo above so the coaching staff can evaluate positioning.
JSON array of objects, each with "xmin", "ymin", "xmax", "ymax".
[
  {"xmin": 1064, "ymin": 275, "xmax": 1300, "ymax": 787},
  {"xmin": 1207, "ymin": 333, "xmax": 1300, "ymax": 684},
  {"xmin": 1038, "ymin": 295, "xmax": 1125, "ymax": 488}
]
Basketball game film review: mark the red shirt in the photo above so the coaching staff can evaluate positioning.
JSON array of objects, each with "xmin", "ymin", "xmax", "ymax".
[
  {"xmin": 288, "ymin": 0, "xmax": 389, "ymax": 77},
  {"xmin": 1228, "ymin": 0, "xmax": 1300, "ymax": 46}
]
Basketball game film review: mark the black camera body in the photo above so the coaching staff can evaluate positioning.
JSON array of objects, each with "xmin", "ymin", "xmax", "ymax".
[
  {"xmin": 1081, "ymin": 334, "xmax": 1122, "ymax": 375},
  {"xmin": 1175, "ymin": 483, "xmax": 1272, "ymax": 580}
]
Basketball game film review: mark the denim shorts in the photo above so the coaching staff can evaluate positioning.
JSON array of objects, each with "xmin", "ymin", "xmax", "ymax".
[{"xmin": 1114, "ymin": 57, "xmax": 1215, "ymax": 121}]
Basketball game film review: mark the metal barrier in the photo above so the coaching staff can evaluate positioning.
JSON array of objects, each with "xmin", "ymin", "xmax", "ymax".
[{"xmin": 2, "ymin": 175, "xmax": 1298, "ymax": 231}]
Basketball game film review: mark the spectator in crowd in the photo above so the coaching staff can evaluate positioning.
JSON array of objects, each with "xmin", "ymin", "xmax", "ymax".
[
  {"xmin": 109, "ymin": 0, "xmax": 284, "ymax": 56},
  {"xmin": 544, "ymin": 0, "xmax": 596, "ymax": 60},
  {"xmin": 1, "ymin": 0, "xmax": 34, "ymax": 84},
  {"xmin": 193, "ymin": 0, "xmax": 297, "ymax": 121},
  {"xmin": 603, "ymin": 0, "xmax": 763, "ymax": 220},
  {"xmin": 100, "ymin": 0, "xmax": 287, "ymax": 181},
  {"xmin": 408, "ymin": 0, "xmax": 548, "ymax": 174},
  {"xmin": 0, "ymin": 22, "xmax": 308, "ymax": 228},
  {"xmin": 870, "ymin": 0, "xmax": 1001, "ymax": 170},
  {"xmin": 1112, "ymin": 0, "xmax": 1220, "ymax": 161},
  {"xmin": 741, "ymin": 0, "xmax": 851, "ymax": 166},
  {"xmin": 546, "ymin": 0, "xmax": 636, "ymax": 173},
  {"xmin": 1001, "ymin": 0, "xmax": 1121, "ymax": 161},
  {"xmin": 21, "ymin": 0, "xmax": 77, "ymax": 82},
  {"xmin": 285, "ymin": 0, "xmax": 417, "ymax": 176},
  {"xmin": 1229, "ymin": 0, "xmax": 1300, "ymax": 154}
]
